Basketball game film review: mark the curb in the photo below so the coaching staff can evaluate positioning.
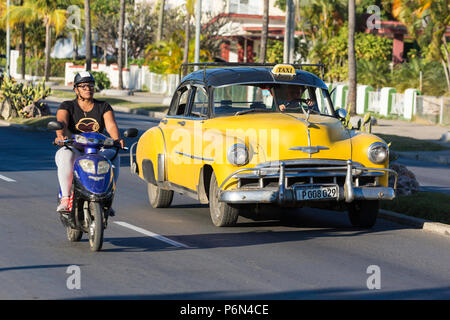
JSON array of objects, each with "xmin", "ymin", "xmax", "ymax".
[{"xmin": 379, "ymin": 209, "xmax": 450, "ymax": 237}]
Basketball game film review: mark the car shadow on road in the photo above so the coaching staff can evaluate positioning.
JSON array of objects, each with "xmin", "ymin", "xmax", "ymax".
[{"xmin": 103, "ymin": 207, "xmax": 414, "ymax": 253}]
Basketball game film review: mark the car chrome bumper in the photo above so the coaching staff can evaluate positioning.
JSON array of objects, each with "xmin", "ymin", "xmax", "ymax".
[{"xmin": 219, "ymin": 160, "xmax": 397, "ymax": 204}]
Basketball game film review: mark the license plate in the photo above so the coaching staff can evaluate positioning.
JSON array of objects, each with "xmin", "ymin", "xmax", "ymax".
[{"xmin": 295, "ymin": 185, "xmax": 339, "ymax": 201}]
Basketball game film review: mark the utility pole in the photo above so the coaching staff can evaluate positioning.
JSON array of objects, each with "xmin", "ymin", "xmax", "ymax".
[
  {"xmin": 194, "ymin": 0, "xmax": 202, "ymax": 70},
  {"xmin": 6, "ymin": 0, "xmax": 10, "ymax": 77}
]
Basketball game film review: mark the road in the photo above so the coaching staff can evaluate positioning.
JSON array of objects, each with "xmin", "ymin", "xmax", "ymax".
[{"xmin": 0, "ymin": 109, "xmax": 449, "ymax": 300}]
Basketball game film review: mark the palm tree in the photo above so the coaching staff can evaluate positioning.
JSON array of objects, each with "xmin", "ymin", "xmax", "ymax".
[
  {"xmin": 118, "ymin": 0, "xmax": 126, "ymax": 89},
  {"xmin": 391, "ymin": 0, "xmax": 450, "ymax": 92},
  {"xmin": 7, "ymin": 0, "xmax": 68, "ymax": 81},
  {"xmin": 2, "ymin": 0, "xmax": 27, "ymax": 79},
  {"xmin": 259, "ymin": 0, "xmax": 269, "ymax": 63},
  {"xmin": 347, "ymin": 0, "xmax": 357, "ymax": 115},
  {"xmin": 85, "ymin": 0, "xmax": 92, "ymax": 71},
  {"xmin": 182, "ymin": 0, "xmax": 195, "ymax": 76}
]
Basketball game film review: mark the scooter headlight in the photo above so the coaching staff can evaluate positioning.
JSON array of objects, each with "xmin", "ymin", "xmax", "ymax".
[
  {"xmin": 97, "ymin": 161, "xmax": 111, "ymax": 174},
  {"xmin": 78, "ymin": 159, "xmax": 96, "ymax": 174},
  {"xmin": 74, "ymin": 134, "xmax": 88, "ymax": 144}
]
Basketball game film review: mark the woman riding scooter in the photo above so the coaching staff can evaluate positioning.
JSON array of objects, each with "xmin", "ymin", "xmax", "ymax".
[{"xmin": 54, "ymin": 71, "xmax": 124, "ymax": 213}]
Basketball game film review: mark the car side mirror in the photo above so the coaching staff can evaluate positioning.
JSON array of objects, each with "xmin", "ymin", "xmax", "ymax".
[
  {"xmin": 47, "ymin": 121, "xmax": 64, "ymax": 131},
  {"xmin": 336, "ymin": 108, "xmax": 347, "ymax": 120},
  {"xmin": 124, "ymin": 128, "xmax": 138, "ymax": 138}
]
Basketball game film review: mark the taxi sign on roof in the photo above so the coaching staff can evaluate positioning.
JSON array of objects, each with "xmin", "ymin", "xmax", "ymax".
[{"xmin": 271, "ymin": 64, "xmax": 296, "ymax": 80}]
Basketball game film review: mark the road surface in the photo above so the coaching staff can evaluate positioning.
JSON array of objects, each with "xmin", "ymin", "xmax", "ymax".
[{"xmin": 0, "ymin": 109, "xmax": 449, "ymax": 300}]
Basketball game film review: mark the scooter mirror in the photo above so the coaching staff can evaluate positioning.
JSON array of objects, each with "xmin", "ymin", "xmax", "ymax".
[
  {"xmin": 47, "ymin": 121, "xmax": 64, "ymax": 131},
  {"xmin": 124, "ymin": 128, "xmax": 138, "ymax": 138}
]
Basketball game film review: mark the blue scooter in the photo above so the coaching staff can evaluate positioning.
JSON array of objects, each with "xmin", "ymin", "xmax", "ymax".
[{"xmin": 48, "ymin": 121, "xmax": 138, "ymax": 251}]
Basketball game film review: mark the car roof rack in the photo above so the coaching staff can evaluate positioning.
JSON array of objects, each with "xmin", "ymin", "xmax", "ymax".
[{"xmin": 179, "ymin": 62, "xmax": 325, "ymax": 82}]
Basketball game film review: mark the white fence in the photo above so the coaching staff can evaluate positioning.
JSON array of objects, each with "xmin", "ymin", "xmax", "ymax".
[
  {"xmin": 65, "ymin": 62, "xmax": 179, "ymax": 95},
  {"xmin": 368, "ymin": 91, "xmax": 381, "ymax": 114},
  {"xmin": 391, "ymin": 93, "xmax": 405, "ymax": 115}
]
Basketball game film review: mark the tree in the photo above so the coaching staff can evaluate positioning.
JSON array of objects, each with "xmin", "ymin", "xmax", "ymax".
[
  {"xmin": 84, "ymin": 0, "xmax": 92, "ymax": 71},
  {"xmin": 259, "ymin": 0, "xmax": 269, "ymax": 63},
  {"xmin": 157, "ymin": 0, "xmax": 165, "ymax": 42},
  {"xmin": 347, "ymin": 0, "xmax": 357, "ymax": 115},
  {"xmin": 3, "ymin": 0, "xmax": 68, "ymax": 81},
  {"xmin": 125, "ymin": 2, "xmax": 155, "ymax": 59},
  {"xmin": 2, "ymin": 0, "xmax": 26, "ymax": 79},
  {"xmin": 182, "ymin": 0, "xmax": 195, "ymax": 76},
  {"xmin": 92, "ymin": 0, "xmax": 120, "ymax": 64},
  {"xmin": 118, "ymin": 0, "xmax": 126, "ymax": 89},
  {"xmin": 391, "ymin": 0, "xmax": 450, "ymax": 92}
]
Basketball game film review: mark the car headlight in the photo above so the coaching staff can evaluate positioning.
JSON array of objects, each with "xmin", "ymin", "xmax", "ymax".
[
  {"xmin": 227, "ymin": 143, "xmax": 250, "ymax": 166},
  {"xmin": 97, "ymin": 160, "xmax": 111, "ymax": 174},
  {"xmin": 78, "ymin": 159, "xmax": 96, "ymax": 174},
  {"xmin": 74, "ymin": 134, "xmax": 88, "ymax": 144},
  {"xmin": 368, "ymin": 142, "xmax": 389, "ymax": 164}
]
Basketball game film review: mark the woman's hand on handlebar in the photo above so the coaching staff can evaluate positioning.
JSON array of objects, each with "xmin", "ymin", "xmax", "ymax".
[
  {"xmin": 115, "ymin": 138, "xmax": 125, "ymax": 149},
  {"xmin": 54, "ymin": 135, "xmax": 68, "ymax": 146}
]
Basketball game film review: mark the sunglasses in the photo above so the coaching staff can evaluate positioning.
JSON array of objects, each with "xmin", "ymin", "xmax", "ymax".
[{"xmin": 77, "ymin": 84, "xmax": 94, "ymax": 90}]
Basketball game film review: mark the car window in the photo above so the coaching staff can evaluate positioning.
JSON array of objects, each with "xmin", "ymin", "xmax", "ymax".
[
  {"xmin": 213, "ymin": 85, "xmax": 274, "ymax": 117},
  {"xmin": 272, "ymin": 84, "xmax": 334, "ymax": 116},
  {"xmin": 190, "ymin": 87, "xmax": 208, "ymax": 117},
  {"xmin": 168, "ymin": 86, "xmax": 190, "ymax": 116}
]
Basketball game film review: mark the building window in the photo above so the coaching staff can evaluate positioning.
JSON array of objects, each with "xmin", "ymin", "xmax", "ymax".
[{"xmin": 229, "ymin": 0, "xmax": 260, "ymax": 14}]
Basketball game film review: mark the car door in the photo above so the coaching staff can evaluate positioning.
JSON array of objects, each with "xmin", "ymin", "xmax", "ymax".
[
  {"xmin": 169, "ymin": 84, "xmax": 209, "ymax": 191},
  {"xmin": 162, "ymin": 84, "xmax": 194, "ymax": 189}
]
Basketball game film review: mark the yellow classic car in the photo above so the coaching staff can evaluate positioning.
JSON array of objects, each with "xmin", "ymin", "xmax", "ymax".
[{"xmin": 130, "ymin": 63, "xmax": 397, "ymax": 228}]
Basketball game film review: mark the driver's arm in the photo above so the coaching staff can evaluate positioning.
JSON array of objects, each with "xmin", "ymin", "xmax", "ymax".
[
  {"xmin": 55, "ymin": 109, "xmax": 69, "ymax": 145},
  {"xmin": 104, "ymin": 110, "xmax": 124, "ymax": 148}
]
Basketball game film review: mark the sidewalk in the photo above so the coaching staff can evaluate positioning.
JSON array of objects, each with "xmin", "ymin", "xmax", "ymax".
[{"xmin": 371, "ymin": 119, "xmax": 450, "ymax": 165}]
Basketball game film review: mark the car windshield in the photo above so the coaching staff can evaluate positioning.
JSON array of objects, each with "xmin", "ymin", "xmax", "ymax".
[{"xmin": 213, "ymin": 84, "xmax": 335, "ymax": 117}]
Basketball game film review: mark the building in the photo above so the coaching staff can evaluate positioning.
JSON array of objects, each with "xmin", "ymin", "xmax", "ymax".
[{"xmin": 136, "ymin": 0, "xmax": 286, "ymax": 62}]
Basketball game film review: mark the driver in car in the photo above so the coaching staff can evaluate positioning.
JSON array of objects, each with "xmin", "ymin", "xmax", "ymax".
[{"xmin": 279, "ymin": 85, "xmax": 318, "ymax": 112}]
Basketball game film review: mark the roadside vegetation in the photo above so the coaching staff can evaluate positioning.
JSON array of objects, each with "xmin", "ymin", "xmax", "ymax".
[
  {"xmin": 381, "ymin": 192, "xmax": 450, "ymax": 225},
  {"xmin": 377, "ymin": 134, "xmax": 450, "ymax": 152}
]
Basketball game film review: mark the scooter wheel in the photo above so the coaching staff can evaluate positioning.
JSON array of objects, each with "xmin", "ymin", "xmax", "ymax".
[
  {"xmin": 88, "ymin": 201, "xmax": 104, "ymax": 252},
  {"xmin": 66, "ymin": 227, "xmax": 82, "ymax": 242}
]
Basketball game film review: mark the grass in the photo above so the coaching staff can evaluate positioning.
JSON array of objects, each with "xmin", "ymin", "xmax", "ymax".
[
  {"xmin": 8, "ymin": 115, "xmax": 56, "ymax": 129},
  {"xmin": 377, "ymin": 134, "xmax": 450, "ymax": 152},
  {"xmin": 381, "ymin": 192, "xmax": 450, "ymax": 225}
]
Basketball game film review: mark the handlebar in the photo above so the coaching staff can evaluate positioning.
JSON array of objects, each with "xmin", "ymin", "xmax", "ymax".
[{"xmin": 53, "ymin": 138, "xmax": 128, "ymax": 150}]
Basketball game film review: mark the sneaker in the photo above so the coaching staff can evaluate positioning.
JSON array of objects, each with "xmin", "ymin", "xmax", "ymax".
[
  {"xmin": 57, "ymin": 197, "xmax": 70, "ymax": 212},
  {"xmin": 105, "ymin": 207, "xmax": 115, "ymax": 217}
]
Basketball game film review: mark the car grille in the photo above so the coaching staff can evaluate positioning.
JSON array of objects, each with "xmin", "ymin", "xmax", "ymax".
[{"xmin": 235, "ymin": 159, "xmax": 382, "ymax": 189}]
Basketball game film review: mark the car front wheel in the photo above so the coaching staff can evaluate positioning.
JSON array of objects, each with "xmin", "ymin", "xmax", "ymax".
[
  {"xmin": 347, "ymin": 200, "xmax": 379, "ymax": 228},
  {"xmin": 209, "ymin": 172, "xmax": 239, "ymax": 227}
]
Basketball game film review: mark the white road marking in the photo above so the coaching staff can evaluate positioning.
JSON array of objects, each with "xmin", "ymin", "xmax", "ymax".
[
  {"xmin": 114, "ymin": 221, "xmax": 189, "ymax": 248},
  {"xmin": 0, "ymin": 174, "xmax": 16, "ymax": 182}
]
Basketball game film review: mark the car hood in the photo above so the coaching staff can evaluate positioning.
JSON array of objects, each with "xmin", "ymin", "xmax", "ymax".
[{"xmin": 204, "ymin": 112, "xmax": 352, "ymax": 163}]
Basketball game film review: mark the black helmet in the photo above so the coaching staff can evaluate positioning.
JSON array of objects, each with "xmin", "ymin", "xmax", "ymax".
[{"xmin": 74, "ymin": 71, "xmax": 95, "ymax": 87}]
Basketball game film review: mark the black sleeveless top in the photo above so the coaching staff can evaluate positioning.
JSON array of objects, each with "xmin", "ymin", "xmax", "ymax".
[{"xmin": 58, "ymin": 99, "xmax": 113, "ymax": 134}]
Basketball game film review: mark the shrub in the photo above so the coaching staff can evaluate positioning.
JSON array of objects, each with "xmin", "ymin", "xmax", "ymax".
[{"xmin": 91, "ymin": 71, "xmax": 111, "ymax": 91}]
